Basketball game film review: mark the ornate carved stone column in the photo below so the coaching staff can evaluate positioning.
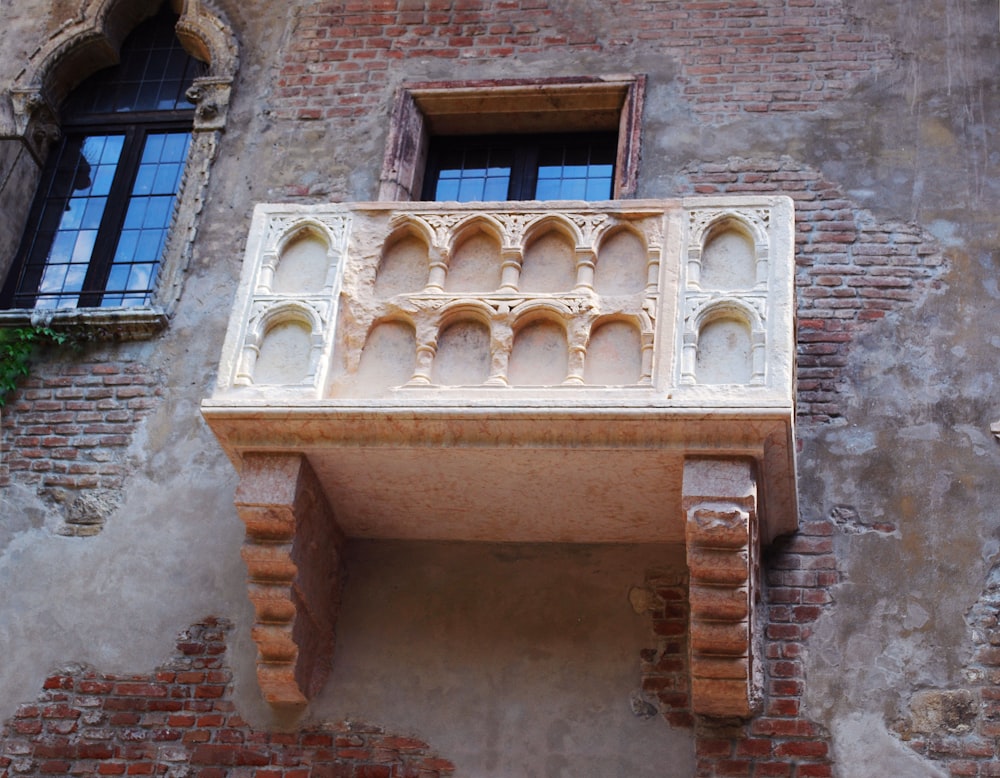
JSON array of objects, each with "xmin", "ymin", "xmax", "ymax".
[
  {"xmin": 234, "ymin": 453, "xmax": 344, "ymax": 705},
  {"xmin": 683, "ymin": 457, "xmax": 762, "ymax": 718}
]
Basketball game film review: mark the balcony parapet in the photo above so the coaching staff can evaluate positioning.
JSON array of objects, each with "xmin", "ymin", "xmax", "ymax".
[{"xmin": 208, "ymin": 197, "xmax": 793, "ymax": 404}]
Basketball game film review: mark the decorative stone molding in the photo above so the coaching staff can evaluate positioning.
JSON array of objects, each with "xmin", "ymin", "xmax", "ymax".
[
  {"xmin": 203, "ymin": 196, "xmax": 797, "ymax": 711},
  {"xmin": 234, "ymin": 453, "xmax": 344, "ymax": 706},
  {"xmin": 5, "ymin": 90, "xmax": 62, "ymax": 162},
  {"xmin": 0, "ymin": 307, "xmax": 168, "ymax": 341},
  {"xmin": 683, "ymin": 458, "xmax": 762, "ymax": 718}
]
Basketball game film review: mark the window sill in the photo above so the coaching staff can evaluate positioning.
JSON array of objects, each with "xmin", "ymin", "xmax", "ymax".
[{"xmin": 0, "ymin": 306, "xmax": 168, "ymax": 340}]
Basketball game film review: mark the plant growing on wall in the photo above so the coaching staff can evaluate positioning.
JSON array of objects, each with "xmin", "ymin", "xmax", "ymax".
[{"xmin": 0, "ymin": 326, "xmax": 76, "ymax": 407}]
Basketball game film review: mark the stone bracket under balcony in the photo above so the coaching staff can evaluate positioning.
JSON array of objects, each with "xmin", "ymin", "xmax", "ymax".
[{"xmin": 201, "ymin": 197, "xmax": 798, "ymax": 715}]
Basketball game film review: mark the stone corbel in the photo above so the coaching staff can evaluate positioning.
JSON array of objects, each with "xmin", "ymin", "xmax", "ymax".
[
  {"xmin": 186, "ymin": 77, "xmax": 232, "ymax": 132},
  {"xmin": 683, "ymin": 457, "xmax": 762, "ymax": 718},
  {"xmin": 7, "ymin": 89, "xmax": 60, "ymax": 163},
  {"xmin": 234, "ymin": 453, "xmax": 344, "ymax": 706}
]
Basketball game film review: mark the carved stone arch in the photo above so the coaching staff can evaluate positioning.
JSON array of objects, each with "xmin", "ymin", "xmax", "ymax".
[
  {"xmin": 174, "ymin": 0, "xmax": 240, "ymax": 78},
  {"xmin": 249, "ymin": 301, "xmax": 324, "ymax": 349},
  {"xmin": 589, "ymin": 311, "xmax": 645, "ymax": 338},
  {"xmin": 508, "ymin": 305, "xmax": 571, "ymax": 386},
  {"xmin": 386, "ymin": 215, "xmax": 436, "ymax": 250},
  {"xmin": 449, "ymin": 214, "xmax": 506, "ymax": 255},
  {"xmin": 243, "ymin": 302, "xmax": 325, "ymax": 388},
  {"xmin": 691, "ymin": 211, "xmax": 768, "ymax": 251},
  {"xmin": 584, "ymin": 314, "xmax": 645, "ymax": 386},
  {"xmin": 274, "ymin": 221, "xmax": 333, "ymax": 257},
  {"xmin": 432, "ymin": 302, "xmax": 494, "ymax": 386},
  {"xmin": 521, "ymin": 213, "xmax": 584, "ymax": 250},
  {"xmin": 690, "ymin": 297, "xmax": 765, "ymax": 335},
  {"xmin": 687, "ymin": 211, "xmax": 770, "ymax": 292},
  {"xmin": 592, "ymin": 222, "xmax": 650, "ymax": 295},
  {"xmin": 9, "ymin": 0, "xmax": 238, "ymax": 158},
  {"xmin": 437, "ymin": 299, "xmax": 496, "ymax": 330},
  {"xmin": 595, "ymin": 221, "xmax": 648, "ymax": 254},
  {"xmin": 444, "ymin": 217, "xmax": 505, "ymax": 293},
  {"xmin": 510, "ymin": 298, "xmax": 576, "ymax": 324},
  {"xmin": 683, "ymin": 298, "xmax": 767, "ymax": 387}
]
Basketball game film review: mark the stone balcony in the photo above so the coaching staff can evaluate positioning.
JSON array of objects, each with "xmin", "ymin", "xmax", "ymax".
[{"xmin": 201, "ymin": 196, "xmax": 798, "ymax": 716}]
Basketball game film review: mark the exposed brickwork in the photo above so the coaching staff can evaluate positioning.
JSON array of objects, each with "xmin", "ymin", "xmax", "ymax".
[
  {"xmin": 274, "ymin": 0, "xmax": 895, "ymax": 125},
  {"xmin": 0, "ymin": 618, "xmax": 455, "ymax": 778},
  {"xmin": 898, "ymin": 565, "xmax": 1000, "ymax": 776},
  {"xmin": 0, "ymin": 354, "xmax": 162, "ymax": 532},
  {"xmin": 681, "ymin": 156, "xmax": 944, "ymax": 422},
  {"xmin": 640, "ymin": 573, "xmax": 694, "ymax": 730},
  {"xmin": 641, "ymin": 519, "xmax": 838, "ymax": 776}
]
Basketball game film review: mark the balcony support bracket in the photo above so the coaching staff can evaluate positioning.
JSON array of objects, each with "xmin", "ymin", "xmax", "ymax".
[
  {"xmin": 234, "ymin": 453, "xmax": 344, "ymax": 706},
  {"xmin": 684, "ymin": 457, "xmax": 762, "ymax": 718}
]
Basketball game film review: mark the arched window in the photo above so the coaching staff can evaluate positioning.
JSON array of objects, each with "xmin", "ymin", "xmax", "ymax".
[{"xmin": 0, "ymin": 4, "xmax": 205, "ymax": 310}]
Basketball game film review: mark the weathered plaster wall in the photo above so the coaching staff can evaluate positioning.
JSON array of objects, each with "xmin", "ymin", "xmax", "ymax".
[
  {"xmin": 322, "ymin": 542, "xmax": 693, "ymax": 776},
  {"xmin": 0, "ymin": 0, "xmax": 998, "ymax": 775}
]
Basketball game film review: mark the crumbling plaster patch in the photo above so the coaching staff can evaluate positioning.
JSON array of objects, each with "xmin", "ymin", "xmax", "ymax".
[
  {"xmin": 832, "ymin": 713, "xmax": 947, "ymax": 778},
  {"xmin": 0, "ymin": 461, "xmax": 253, "ymax": 711},
  {"xmin": 797, "ymin": 230, "xmax": 1000, "ymax": 770}
]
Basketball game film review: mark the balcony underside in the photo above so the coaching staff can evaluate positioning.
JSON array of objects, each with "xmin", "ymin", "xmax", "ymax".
[{"xmin": 203, "ymin": 404, "xmax": 796, "ymax": 545}]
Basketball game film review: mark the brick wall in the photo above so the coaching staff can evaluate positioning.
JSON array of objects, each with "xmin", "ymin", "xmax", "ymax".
[
  {"xmin": 274, "ymin": 0, "xmax": 894, "ymax": 125},
  {"xmin": 0, "ymin": 353, "xmax": 162, "ymax": 534},
  {"xmin": 640, "ymin": 520, "xmax": 838, "ymax": 777},
  {"xmin": 681, "ymin": 156, "xmax": 943, "ymax": 422},
  {"xmin": 0, "ymin": 618, "xmax": 455, "ymax": 778}
]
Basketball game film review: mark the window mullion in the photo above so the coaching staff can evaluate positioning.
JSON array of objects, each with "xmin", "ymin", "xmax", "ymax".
[
  {"xmin": 77, "ymin": 126, "xmax": 145, "ymax": 307},
  {"xmin": 508, "ymin": 144, "xmax": 539, "ymax": 200}
]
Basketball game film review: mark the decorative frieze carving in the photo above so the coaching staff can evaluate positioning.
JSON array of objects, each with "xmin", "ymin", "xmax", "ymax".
[{"xmin": 211, "ymin": 198, "xmax": 794, "ymax": 398}]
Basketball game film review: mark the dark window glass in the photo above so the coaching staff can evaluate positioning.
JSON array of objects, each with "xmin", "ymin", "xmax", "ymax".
[
  {"xmin": 1, "ymin": 4, "xmax": 205, "ymax": 310},
  {"xmin": 423, "ymin": 133, "xmax": 617, "ymax": 202}
]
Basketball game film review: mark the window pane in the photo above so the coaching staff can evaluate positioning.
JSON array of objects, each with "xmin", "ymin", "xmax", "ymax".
[
  {"xmin": 534, "ymin": 138, "xmax": 616, "ymax": 201},
  {"xmin": 3, "ymin": 8, "xmax": 201, "ymax": 310},
  {"xmin": 432, "ymin": 145, "xmax": 512, "ymax": 202},
  {"xmin": 425, "ymin": 134, "xmax": 615, "ymax": 202},
  {"xmin": 101, "ymin": 131, "xmax": 191, "ymax": 307},
  {"xmin": 60, "ymin": 6, "xmax": 205, "ymax": 117},
  {"xmin": 11, "ymin": 133, "xmax": 125, "ymax": 308}
]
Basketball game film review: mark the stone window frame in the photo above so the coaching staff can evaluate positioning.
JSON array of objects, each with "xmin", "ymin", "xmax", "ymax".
[
  {"xmin": 377, "ymin": 75, "xmax": 645, "ymax": 203},
  {"xmin": 0, "ymin": 0, "xmax": 238, "ymax": 339}
]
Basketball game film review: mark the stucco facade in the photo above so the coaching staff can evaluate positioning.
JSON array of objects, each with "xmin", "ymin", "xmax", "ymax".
[{"xmin": 0, "ymin": 1, "xmax": 998, "ymax": 776}]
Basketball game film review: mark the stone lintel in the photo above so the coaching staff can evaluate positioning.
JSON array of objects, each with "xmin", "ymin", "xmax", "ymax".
[
  {"xmin": 683, "ymin": 457, "xmax": 762, "ymax": 718},
  {"xmin": 234, "ymin": 453, "xmax": 344, "ymax": 706}
]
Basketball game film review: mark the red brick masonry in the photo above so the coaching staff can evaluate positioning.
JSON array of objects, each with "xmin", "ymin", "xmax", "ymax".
[{"xmin": 0, "ymin": 619, "xmax": 455, "ymax": 778}]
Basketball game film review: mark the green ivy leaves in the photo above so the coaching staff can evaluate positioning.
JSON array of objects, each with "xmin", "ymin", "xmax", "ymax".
[{"xmin": 0, "ymin": 327, "xmax": 76, "ymax": 407}]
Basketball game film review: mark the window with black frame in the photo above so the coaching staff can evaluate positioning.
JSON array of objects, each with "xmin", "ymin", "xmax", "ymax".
[
  {"xmin": 0, "ymin": 4, "xmax": 205, "ymax": 310},
  {"xmin": 422, "ymin": 132, "xmax": 617, "ymax": 202}
]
